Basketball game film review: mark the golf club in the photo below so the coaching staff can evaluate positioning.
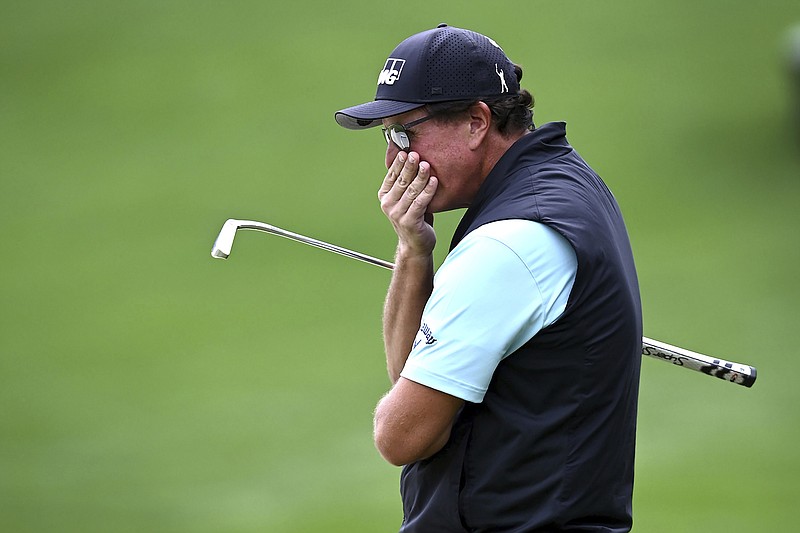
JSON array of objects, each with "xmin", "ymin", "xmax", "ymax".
[
  {"xmin": 211, "ymin": 218, "xmax": 394, "ymax": 269},
  {"xmin": 211, "ymin": 218, "xmax": 757, "ymax": 388}
]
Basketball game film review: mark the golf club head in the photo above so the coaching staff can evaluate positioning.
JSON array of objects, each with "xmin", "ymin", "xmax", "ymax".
[{"xmin": 211, "ymin": 219, "xmax": 240, "ymax": 259}]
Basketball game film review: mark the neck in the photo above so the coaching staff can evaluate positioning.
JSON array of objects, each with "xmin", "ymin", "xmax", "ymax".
[{"xmin": 477, "ymin": 128, "xmax": 529, "ymax": 185}]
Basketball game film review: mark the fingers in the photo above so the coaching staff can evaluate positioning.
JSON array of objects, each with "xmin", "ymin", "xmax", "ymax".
[
  {"xmin": 407, "ymin": 171, "xmax": 436, "ymax": 215},
  {"xmin": 379, "ymin": 151, "xmax": 420, "ymax": 203},
  {"xmin": 377, "ymin": 151, "xmax": 438, "ymax": 256},
  {"xmin": 378, "ymin": 151, "xmax": 407, "ymax": 200},
  {"xmin": 378, "ymin": 152, "xmax": 434, "ymax": 209}
]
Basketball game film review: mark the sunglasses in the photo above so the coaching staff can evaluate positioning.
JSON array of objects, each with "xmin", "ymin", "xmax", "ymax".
[{"xmin": 381, "ymin": 114, "xmax": 435, "ymax": 151}]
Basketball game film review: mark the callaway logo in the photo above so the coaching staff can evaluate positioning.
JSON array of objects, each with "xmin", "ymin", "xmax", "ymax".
[
  {"xmin": 377, "ymin": 58, "xmax": 406, "ymax": 85},
  {"xmin": 412, "ymin": 322, "xmax": 438, "ymax": 350}
]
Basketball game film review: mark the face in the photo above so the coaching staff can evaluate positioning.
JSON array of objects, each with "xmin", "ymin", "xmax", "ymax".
[{"xmin": 382, "ymin": 109, "xmax": 481, "ymax": 213}]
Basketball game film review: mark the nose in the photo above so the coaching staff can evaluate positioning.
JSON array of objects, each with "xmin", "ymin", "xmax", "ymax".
[{"xmin": 385, "ymin": 142, "xmax": 401, "ymax": 169}]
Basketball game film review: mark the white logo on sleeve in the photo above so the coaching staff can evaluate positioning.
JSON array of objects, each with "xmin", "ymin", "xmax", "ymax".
[
  {"xmin": 377, "ymin": 58, "xmax": 406, "ymax": 85},
  {"xmin": 495, "ymin": 64, "xmax": 509, "ymax": 93}
]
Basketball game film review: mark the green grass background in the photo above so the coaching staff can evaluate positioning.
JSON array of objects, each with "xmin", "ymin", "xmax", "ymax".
[{"xmin": 2, "ymin": 1, "xmax": 799, "ymax": 531}]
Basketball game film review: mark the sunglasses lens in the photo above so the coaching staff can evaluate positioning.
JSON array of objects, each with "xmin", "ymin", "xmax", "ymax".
[{"xmin": 390, "ymin": 127, "xmax": 409, "ymax": 151}]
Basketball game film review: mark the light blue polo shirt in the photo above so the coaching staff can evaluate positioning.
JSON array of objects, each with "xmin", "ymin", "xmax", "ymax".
[{"xmin": 399, "ymin": 219, "xmax": 578, "ymax": 403}]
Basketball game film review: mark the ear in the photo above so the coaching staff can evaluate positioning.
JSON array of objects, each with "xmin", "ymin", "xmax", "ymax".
[{"xmin": 466, "ymin": 101, "xmax": 492, "ymax": 150}]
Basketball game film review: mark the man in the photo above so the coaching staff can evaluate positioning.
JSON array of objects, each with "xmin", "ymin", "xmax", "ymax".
[{"xmin": 335, "ymin": 24, "xmax": 642, "ymax": 532}]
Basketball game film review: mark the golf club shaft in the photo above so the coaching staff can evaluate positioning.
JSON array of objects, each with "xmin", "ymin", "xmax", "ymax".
[
  {"xmin": 212, "ymin": 218, "xmax": 757, "ymax": 387},
  {"xmin": 235, "ymin": 220, "xmax": 394, "ymax": 270}
]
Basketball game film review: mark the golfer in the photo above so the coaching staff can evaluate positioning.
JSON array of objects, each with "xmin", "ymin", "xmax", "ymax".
[{"xmin": 335, "ymin": 24, "xmax": 642, "ymax": 532}]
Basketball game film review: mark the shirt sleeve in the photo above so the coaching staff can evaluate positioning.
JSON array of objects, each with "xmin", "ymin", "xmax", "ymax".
[{"xmin": 399, "ymin": 219, "xmax": 577, "ymax": 403}]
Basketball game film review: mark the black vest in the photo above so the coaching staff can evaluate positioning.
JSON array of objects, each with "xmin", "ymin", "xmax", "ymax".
[{"xmin": 399, "ymin": 122, "xmax": 642, "ymax": 532}]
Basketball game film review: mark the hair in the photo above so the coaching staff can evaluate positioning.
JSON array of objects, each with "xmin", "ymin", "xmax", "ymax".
[{"xmin": 425, "ymin": 64, "xmax": 535, "ymax": 135}]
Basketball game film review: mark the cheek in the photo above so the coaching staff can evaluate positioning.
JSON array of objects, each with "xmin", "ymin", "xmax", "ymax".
[{"xmin": 422, "ymin": 151, "xmax": 461, "ymax": 185}]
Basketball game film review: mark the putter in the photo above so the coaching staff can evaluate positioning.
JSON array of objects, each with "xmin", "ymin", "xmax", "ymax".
[{"xmin": 211, "ymin": 218, "xmax": 757, "ymax": 388}]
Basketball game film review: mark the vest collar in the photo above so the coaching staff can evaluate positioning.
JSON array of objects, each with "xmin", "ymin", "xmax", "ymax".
[{"xmin": 451, "ymin": 122, "xmax": 571, "ymax": 249}]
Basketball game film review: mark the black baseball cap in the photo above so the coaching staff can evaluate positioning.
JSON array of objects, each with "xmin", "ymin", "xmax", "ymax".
[{"xmin": 334, "ymin": 24, "xmax": 521, "ymax": 130}]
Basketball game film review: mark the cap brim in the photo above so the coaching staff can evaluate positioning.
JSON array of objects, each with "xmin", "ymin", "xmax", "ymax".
[{"xmin": 334, "ymin": 100, "xmax": 426, "ymax": 130}]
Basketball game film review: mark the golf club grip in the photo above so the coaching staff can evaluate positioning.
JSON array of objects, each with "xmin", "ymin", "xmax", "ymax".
[{"xmin": 642, "ymin": 337, "xmax": 756, "ymax": 387}]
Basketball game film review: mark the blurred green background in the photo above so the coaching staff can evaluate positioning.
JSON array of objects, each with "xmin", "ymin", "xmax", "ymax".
[{"xmin": 2, "ymin": 1, "xmax": 799, "ymax": 531}]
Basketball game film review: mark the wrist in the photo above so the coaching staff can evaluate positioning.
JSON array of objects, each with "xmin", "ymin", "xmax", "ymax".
[{"xmin": 394, "ymin": 243, "xmax": 434, "ymax": 266}]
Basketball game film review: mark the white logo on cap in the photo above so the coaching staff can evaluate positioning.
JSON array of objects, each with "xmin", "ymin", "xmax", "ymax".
[
  {"xmin": 377, "ymin": 58, "xmax": 405, "ymax": 86},
  {"xmin": 495, "ymin": 64, "xmax": 509, "ymax": 93},
  {"xmin": 487, "ymin": 37, "xmax": 503, "ymax": 51}
]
